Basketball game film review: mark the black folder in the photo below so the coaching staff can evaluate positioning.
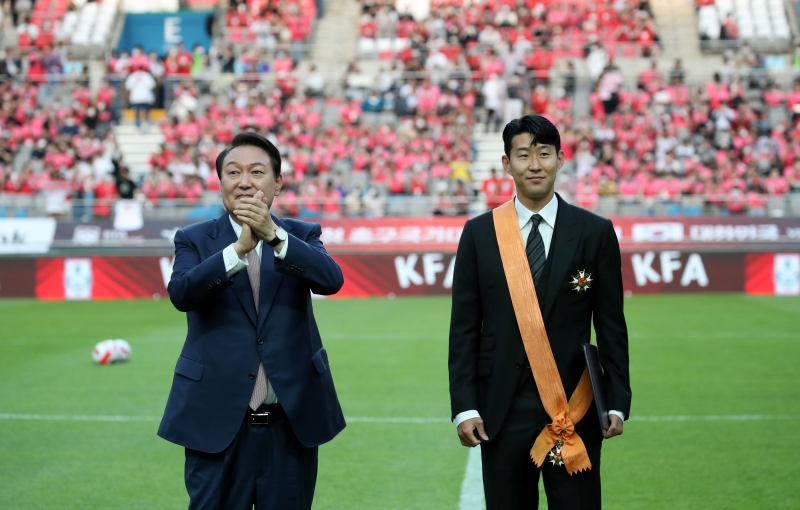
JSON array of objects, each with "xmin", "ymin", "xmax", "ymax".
[{"xmin": 582, "ymin": 343, "xmax": 610, "ymax": 431}]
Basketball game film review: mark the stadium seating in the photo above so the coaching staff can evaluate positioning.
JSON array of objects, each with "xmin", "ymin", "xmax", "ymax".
[
  {"xmin": 2, "ymin": 0, "xmax": 800, "ymax": 220},
  {"xmin": 223, "ymin": 0, "xmax": 317, "ymax": 48},
  {"xmin": 357, "ymin": 0, "xmax": 661, "ymax": 63},
  {"xmin": 696, "ymin": 0, "xmax": 792, "ymax": 44}
]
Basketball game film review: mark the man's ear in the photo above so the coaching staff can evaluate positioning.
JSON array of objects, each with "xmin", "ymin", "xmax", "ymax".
[{"xmin": 501, "ymin": 154, "xmax": 511, "ymax": 176}]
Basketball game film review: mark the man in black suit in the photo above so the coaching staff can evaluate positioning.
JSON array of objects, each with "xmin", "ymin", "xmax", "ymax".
[
  {"xmin": 449, "ymin": 115, "xmax": 631, "ymax": 509},
  {"xmin": 159, "ymin": 132, "xmax": 345, "ymax": 509}
]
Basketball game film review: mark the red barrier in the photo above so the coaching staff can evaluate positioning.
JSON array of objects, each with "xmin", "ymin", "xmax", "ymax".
[{"xmin": 0, "ymin": 250, "xmax": 797, "ymax": 300}]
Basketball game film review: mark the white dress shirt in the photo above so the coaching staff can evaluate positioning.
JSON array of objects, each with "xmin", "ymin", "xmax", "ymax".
[
  {"xmin": 455, "ymin": 194, "xmax": 624, "ymax": 427},
  {"xmin": 221, "ymin": 215, "xmax": 289, "ymax": 404}
]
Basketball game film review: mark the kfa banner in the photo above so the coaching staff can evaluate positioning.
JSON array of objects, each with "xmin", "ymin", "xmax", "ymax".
[
  {"xmin": 13, "ymin": 250, "xmax": 798, "ymax": 301},
  {"xmin": 622, "ymin": 251, "xmax": 745, "ymax": 294},
  {"xmin": 335, "ymin": 253, "xmax": 455, "ymax": 298},
  {"xmin": 0, "ymin": 218, "xmax": 56, "ymax": 254},
  {"xmin": 337, "ymin": 251, "xmax": 748, "ymax": 297}
]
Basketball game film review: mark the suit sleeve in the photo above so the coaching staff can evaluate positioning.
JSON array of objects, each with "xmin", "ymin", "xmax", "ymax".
[
  {"xmin": 592, "ymin": 219, "xmax": 632, "ymax": 418},
  {"xmin": 167, "ymin": 228, "xmax": 234, "ymax": 312},
  {"xmin": 448, "ymin": 219, "xmax": 483, "ymax": 420},
  {"xmin": 273, "ymin": 223, "xmax": 344, "ymax": 296}
]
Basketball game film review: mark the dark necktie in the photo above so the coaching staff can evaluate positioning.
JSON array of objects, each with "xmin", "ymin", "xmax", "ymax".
[
  {"xmin": 526, "ymin": 214, "xmax": 545, "ymax": 287},
  {"xmin": 246, "ymin": 249, "xmax": 268, "ymax": 410}
]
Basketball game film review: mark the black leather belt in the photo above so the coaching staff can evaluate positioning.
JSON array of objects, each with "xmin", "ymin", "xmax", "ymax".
[{"xmin": 246, "ymin": 403, "xmax": 286, "ymax": 425}]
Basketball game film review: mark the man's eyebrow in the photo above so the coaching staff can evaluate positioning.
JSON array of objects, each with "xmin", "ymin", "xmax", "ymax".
[{"xmin": 224, "ymin": 161, "xmax": 267, "ymax": 168}]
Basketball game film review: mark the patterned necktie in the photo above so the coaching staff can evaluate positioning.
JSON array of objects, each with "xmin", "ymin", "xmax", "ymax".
[
  {"xmin": 246, "ymin": 249, "xmax": 268, "ymax": 410},
  {"xmin": 526, "ymin": 214, "xmax": 546, "ymax": 287}
]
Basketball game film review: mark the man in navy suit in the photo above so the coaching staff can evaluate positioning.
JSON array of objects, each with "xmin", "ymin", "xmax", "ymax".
[{"xmin": 158, "ymin": 132, "xmax": 346, "ymax": 509}]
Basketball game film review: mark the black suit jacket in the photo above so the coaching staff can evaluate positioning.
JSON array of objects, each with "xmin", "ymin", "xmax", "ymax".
[{"xmin": 448, "ymin": 194, "xmax": 631, "ymax": 446}]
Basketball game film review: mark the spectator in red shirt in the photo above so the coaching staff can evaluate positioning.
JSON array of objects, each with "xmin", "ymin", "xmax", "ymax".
[
  {"xmin": 93, "ymin": 175, "xmax": 117, "ymax": 217},
  {"xmin": 482, "ymin": 167, "xmax": 504, "ymax": 209},
  {"xmin": 764, "ymin": 168, "xmax": 789, "ymax": 195},
  {"xmin": 175, "ymin": 43, "xmax": 194, "ymax": 75}
]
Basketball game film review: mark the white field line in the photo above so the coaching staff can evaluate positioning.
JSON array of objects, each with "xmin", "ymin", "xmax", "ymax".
[
  {"xmin": 459, "ymin": 446, "xmax": 485, "ymax": 510},
  {"xmin": 1, "ymin": 413, "xmax": 798, "ymax": 423},
  {"xmin": 628, "ymin": 414, "xmax": 800, "ymax": 422},
  {"xmin": 454, "ymin": 413, "xmax": 800, "ymax": 510},
  {"xmin": 346, "ymin": 417, "xmax": 450, "ymax": 423}
]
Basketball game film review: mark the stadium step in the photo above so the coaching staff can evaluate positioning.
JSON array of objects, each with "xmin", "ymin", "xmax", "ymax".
[
  {"xmin": 650, "ymin": 0, "xmax": 705, "ymax": 59},
  {"xmin": 121, "ymin": 108, "xmax": 167, "ymax": 121},
  {"xmin": 114, "ymin": 123, "xmax": 165, "ymax": 177},
  {"xmin": 307, "ymin": 0, "xmax": 361, "ymax": 88},
  {"xmin": 471, "ymin": 128, "xmax": 506, "ymax": 182}
]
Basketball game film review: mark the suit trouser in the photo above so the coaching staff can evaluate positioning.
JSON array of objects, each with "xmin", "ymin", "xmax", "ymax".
[
  {"xmin": 480, "ymin": 370, "xmax": 602, "ymax": 510},
  {"xmin": 184, "ymin": 408, "xmax": 318, "ymax": 510}
]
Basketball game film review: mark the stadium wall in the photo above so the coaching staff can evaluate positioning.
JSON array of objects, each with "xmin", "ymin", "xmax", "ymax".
[
  {"xmin": 0, "ymin": 251, "xmax": 797, "ymax": 300},
  {"xmin": 1, "ymin": 217, "xmax": 799, "ymax": 299}
]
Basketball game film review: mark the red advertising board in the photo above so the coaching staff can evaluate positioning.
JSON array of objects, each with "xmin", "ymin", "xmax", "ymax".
[
  {"xmin": 0, "ymin": 249, "xmax": 797, "ymax": 300},
  {"xmin": 0, "ymin": 258, "xmax": 36, "ymax": 297}
]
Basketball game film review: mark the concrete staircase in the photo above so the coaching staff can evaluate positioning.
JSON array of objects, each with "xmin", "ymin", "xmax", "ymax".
[
  {"xmin": 650, "ymin": 0, "xmax": 704, "ymax": 60},
  {"xmin": 303, "ymin": 0, "xmax": 361, "ymax": 92},
  {"xmin": 647, "ymin": 0, "xmax": 722, "ymax": 81},
  {"xmin": 471, "ymin": 129, "xmax": 506, "ymax": 182},
  {"xmin": 114, "ymin": 121, "xmax": 164, "ymax": 177}
]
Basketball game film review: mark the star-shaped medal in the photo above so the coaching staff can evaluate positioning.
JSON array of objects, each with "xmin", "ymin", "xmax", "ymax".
[
  {"xmin": 570, "ymin": 270, "xmax": 593, "ymax": 293},
  {"xmin": 548, "ymin": 446, "xmax": 564, "ymax": 467}
]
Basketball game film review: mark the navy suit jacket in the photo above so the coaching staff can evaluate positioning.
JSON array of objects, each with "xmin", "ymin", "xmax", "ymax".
[{"xmin": 158, "ymin": 213, "xmax": 346, "ymax": 453}]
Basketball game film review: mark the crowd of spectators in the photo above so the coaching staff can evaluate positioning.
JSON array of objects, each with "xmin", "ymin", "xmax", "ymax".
[
  {"xmin": 5, "ymin": 0, "xmax": 800, "ymax": 219},
  {"xmin": 137, "ymin": 76, "xmax": 477, "ymax": 217},
  {"xmin": 0, "ymin": 79, "xmax": 132, "ymax": 217},
  {"xmin": 223, "ymin": 0, "xmax": 317, "ymax": 63},
  {"xmin": 358, "ymin": 0, "xmax": 660, "ymax": 72},
  {"xmin": 524, "ymin": 54, "xmax": 800, "ymax": 215}
]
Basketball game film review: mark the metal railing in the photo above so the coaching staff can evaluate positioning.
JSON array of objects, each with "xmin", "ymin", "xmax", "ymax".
[{"xmin": 2, "ymin": 193, "xmax": 799, "ymax": 220}]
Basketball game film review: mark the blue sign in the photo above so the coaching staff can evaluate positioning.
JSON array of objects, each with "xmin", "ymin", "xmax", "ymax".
[{"xmin": 117, "ymin": 12, "xmax": 213, "ymax": 55}]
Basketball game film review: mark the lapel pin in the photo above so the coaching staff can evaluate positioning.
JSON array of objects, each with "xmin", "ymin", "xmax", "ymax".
[{"xmin": 570, "ymin": 270, "xmax": 593, "ymax": 293}]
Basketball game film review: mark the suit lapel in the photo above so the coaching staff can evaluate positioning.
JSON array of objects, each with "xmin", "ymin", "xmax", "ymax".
[
  {"xmin": 208, "ymin": 213, "xmax": 257, "ymax": 327},
  {"xmin": 256, "ymin": 216, "xmax": 294, "ymax": 333},
  {"xmin": 541, "ymin": 195, "xmax": 584, "ymax": 322}
]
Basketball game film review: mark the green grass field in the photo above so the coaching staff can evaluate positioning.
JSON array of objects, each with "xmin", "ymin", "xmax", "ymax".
[{"xmin": 1, "ymin": 294, "xmax": 799, "ymax": 509}]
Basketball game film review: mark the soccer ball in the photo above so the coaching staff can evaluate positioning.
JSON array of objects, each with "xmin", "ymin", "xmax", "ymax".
[{"xmin": 91, "ymin": 339, "xmax": 132, "ymax": 365}]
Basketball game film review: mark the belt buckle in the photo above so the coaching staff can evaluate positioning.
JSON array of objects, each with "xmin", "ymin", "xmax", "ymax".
[{"xmin": 250, "ymin": 411, "xmax": 270, "ymax": 425}]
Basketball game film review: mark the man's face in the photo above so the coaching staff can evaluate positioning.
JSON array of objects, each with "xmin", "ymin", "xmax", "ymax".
[
  {"xmin": 220, "ymin": 145, "xmax": 282, "ymax": 218},
  {"xmin": 502, "ymin": 133, "xmax": 563, "ymax": 205}
]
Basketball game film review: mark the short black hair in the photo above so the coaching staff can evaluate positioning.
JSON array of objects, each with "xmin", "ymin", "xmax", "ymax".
[
  {"xmin": 502, "ymin": 115, "xmax": 561, "ymax": 157},
  {"xmin": 215, "ymin": 131, "xmax": 281, "ymax": 179}
]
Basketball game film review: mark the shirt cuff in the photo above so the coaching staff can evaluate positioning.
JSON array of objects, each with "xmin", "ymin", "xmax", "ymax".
[
  {"xmin": 608, "ymin": 410, "xmax": 625, "ymax": 421},
  {"xmin": 223, "ymin": 244, "xmax": 248, "ymax": 277},
  {"xmin": 454, "ymin": 410, "xmax": 481, "ymax": 427},
  {"xmin": 274, "ymin": 238, "xmax": 288, "ymax": 260}
]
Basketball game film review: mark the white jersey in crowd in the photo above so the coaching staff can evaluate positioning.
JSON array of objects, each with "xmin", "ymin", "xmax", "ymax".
[{"xmin": 125, "ymin": 70, "xmax": 156, "ymax": 105}]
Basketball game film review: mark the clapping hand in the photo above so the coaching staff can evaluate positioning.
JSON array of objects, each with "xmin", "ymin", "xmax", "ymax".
[{"xmin": 234, "ymin": 190, "xmax": 278, "ymax": 244}]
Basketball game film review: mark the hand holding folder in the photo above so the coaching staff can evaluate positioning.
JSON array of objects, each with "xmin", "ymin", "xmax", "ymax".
[{"xmin": 582, "ymin": 343, "xmax": 610, "ymax": 431}]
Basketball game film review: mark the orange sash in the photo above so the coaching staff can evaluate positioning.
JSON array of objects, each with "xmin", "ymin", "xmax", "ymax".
[{"xmin": 493, "ymin": 200, "xmax": 594, "ymax": 475}]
